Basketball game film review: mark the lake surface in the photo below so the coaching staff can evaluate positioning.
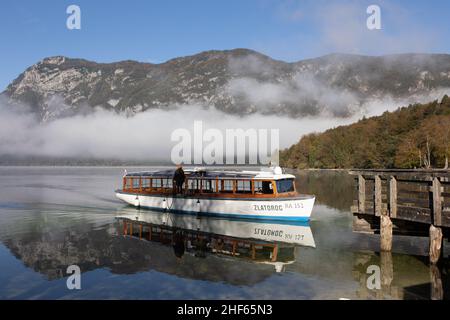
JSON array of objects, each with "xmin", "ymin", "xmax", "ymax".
[{"xmin": 0, "ymin": 167, "xmax": 448, "ymax": 299}]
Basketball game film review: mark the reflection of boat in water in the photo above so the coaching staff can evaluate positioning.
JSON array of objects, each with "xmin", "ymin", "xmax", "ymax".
[
  {"xmin": 116, "ymin": 210, "xmax": 315, "ymax": 272},
  {"xmin": 115, "ymin": 167, "xmax": 315, "ymax": 222}
]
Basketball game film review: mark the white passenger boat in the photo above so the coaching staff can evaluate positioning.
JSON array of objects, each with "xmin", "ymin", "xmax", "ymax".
[{"xmin": 115, "ymin": 166, "xmax": 315, "ymax": 222}]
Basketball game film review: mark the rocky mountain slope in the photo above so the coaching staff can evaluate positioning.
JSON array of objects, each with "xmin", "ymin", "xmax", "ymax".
[{"xmin": 3, "ymin": 49, "xmax": 450, "ymax": 121}]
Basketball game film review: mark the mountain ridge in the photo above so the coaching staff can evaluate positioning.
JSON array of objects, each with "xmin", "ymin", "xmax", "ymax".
[{"xmin": 3, "ymin": 48, "xmax": 450, "ymax": 121}]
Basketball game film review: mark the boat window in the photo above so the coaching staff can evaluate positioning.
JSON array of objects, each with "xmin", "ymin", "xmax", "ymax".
[
  {"xmin": 201, "ymin": 179, "xmax": 213, "ymax": 193},
  {"xmin": 276, "ymin": 179, "xmax": 295, "ymax": 193},
  {"xmin": 261, "ymin": 181, "xmax": 274, "ymax": 194},
  {"xmin": 189, "ymin": 179, "xmax": 206, "ymax": 192},
  {"xmin": 153, "ymin": 179, "xmax": 162, "ymax": 188},
  {"xmin": 132, "ymin": 178, "xmax": 140, "ymax": 189},
  {"xmin": 125, "ymin": 178, "xmax": 133, "ymax": 189},
  {"xmin": 212, "ymin": 179, "xmax": 219, "ymax": 193},
  {"xmin": 142, "ymin": 178, "xmax": 151, "ymax": 188},
  {"xmin": 236, "ymin": 180, "xmax": 252, "ymax": 194},
  {"xmin": 222, "ymin": 180, "xmax": 234, "ymax": 193},
  {"xmin": 187, "ymin": 179, "xmax": 197, "ymax": 191},
  {"xmin": 162, "ymin": 178, "xmax": 172, "ymax": 188},
  {"xmin": 254, "ymin": 181, "xmax": 263, "ymax": 193}
]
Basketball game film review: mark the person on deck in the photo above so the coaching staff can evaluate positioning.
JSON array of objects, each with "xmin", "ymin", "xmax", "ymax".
[{"xmin": 173, "ymin": 165, "xmax": 186, "ymax": 194}]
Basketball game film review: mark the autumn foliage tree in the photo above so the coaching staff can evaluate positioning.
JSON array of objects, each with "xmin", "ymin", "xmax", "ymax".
[{"xmin": 280, "ymin": 95, "xmax": 450, "ymax": 169}]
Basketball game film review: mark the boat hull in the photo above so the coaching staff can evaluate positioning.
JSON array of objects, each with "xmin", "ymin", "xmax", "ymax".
[{"xmin": 115, "ymin": 191, "xmax": 315, "ymax": 222}]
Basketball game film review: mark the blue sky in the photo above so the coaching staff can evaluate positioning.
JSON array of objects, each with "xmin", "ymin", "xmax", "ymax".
[{"xmin": 0, "ymin": 0, "xmax": 449, "ymax": 90}]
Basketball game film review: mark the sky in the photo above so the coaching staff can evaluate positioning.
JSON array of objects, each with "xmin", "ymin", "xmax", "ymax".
[{"xmin": 0, "ymin": 0, "xmax": 449, "ymax": 91}]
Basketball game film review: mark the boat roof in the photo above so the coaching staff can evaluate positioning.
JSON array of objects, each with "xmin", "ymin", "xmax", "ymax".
[{"xmin": 124, "ymin": 167, "xmax": 295, "ymax": 180}]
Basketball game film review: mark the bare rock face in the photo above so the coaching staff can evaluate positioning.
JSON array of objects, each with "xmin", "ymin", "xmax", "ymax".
[{"xmin": 3, "ymin": 49, "xmax": 450, "ymax": 121}]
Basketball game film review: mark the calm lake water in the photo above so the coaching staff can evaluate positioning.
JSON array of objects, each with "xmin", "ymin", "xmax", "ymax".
[{"xmin": 0, "ymin": 167, "xmax": 448, "ymax": 300}]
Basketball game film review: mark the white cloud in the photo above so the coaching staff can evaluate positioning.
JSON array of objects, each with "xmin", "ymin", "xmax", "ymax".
[{"xmin": 263, "ymin": 0, "xmax": 445, "ymax": 60}]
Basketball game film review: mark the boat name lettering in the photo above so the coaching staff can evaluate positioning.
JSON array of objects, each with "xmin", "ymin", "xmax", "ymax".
[
  {"xmin": 284, "ymin": 202, "xmax": 304, "ymax": 209},
  {"xmin": 254, "ymin": 228, "xmax": 284, "ymax": 237},
  {"xmin": 253, "ymin": 204, "xmax": 283, "ymax": 211}
]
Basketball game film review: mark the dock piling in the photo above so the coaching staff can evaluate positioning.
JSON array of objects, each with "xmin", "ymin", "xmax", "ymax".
[
  {"xmin": 429, "ymin": 225, "xmax": 443, "ymax": 264},
  {"xmin": 380, "ymin": 214, "xmax": 393, "ymax": 252}
]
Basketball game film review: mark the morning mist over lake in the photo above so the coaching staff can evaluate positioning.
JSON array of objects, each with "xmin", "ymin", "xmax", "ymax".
[{"xmin": 1, "ymin": 1, "xmax": 450, "ymax": 312}]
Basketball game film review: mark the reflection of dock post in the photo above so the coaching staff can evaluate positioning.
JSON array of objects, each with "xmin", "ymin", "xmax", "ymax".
[
  {"xmin": 380, "ymin": 251, "xmax": 393, "ymax": 288},
  {"xmin": 430, "ymin": 264, "xmax": 444, "ymax": 300},
  {"xmin": 271, "ymin": 244, "xmax": 279, "ymax": 262}
]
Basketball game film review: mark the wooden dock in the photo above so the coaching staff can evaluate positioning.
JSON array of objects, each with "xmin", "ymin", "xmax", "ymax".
[{"xmin": 350, "ymin": 169, "xmax": 450, "ymax": 264}]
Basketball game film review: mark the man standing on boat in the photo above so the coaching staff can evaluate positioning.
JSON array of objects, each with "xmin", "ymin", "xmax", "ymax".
[{"xmin": 173, "ymin": 165, "xmax": 186, "ymax": 195}]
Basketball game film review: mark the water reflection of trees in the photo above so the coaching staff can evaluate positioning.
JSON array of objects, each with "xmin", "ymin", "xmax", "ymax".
[
  {"xmin": 294, "ymin": 170, "xmax": 356, "ymax": 211},
  {"xmin": 2, "ymin": 216, "xmax": 299, "ymax": 286},
  {"xmin": 352, "ymin": 251, "xmax": 449, "ymax": 300}
]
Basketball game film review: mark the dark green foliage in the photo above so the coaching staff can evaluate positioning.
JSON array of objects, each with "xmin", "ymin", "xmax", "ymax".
[{"xmin": 280, "ymin": 97, "xmax": 450, "ymax": 169}]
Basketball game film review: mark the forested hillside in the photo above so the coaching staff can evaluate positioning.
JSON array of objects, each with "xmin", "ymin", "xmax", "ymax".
[{"xmin": 280, "ymin": 96, "xmax": 450, "ymax": 169}]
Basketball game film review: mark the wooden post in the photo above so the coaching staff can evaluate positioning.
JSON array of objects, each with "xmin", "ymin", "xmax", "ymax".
[
  {"xmin": 123, "ymin": 221, "xmax": 128, "ymax": 235},
  {"xmin": 432, "ymin": 177, "xmax": 442, "ymax": 226},
  {"xmin": 358, "ymin": 175, "xmax": 366, "ymax": 213},
  {"xmin": 374, "ymin": 175, "xmax": 382, "ymax": 216},
  {"xmin": 389, "ymin": 176, "xmax": 397, "ymax": 218},
  {"xmin": 380, "ymin": 214, "xmax": 393, "ymax": 252},
  {"xmin": 429, "ymin": 225, "xmax": 443, "ymax": 264},
  {"xmin": 139, "ymin": 224, "xmax": 142, "ymax": 239}
]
